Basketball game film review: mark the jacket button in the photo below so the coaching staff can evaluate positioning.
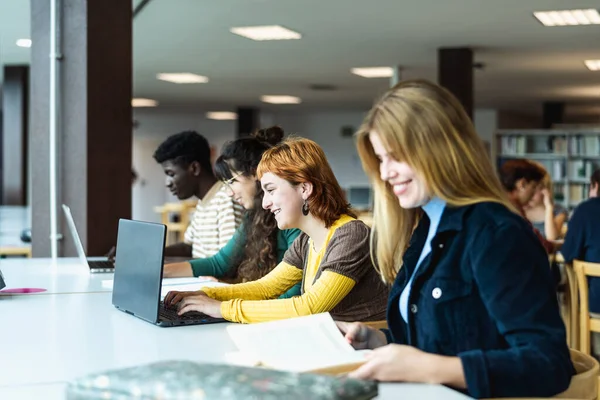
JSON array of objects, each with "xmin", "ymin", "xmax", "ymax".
[
  {"xmin": 432, "ymin": 287, "xmax": 442, "ymax": 299},
  {"xmin": 410, "ymin": 304, "xmax": 418, "ymax": 314},
  {"xmin": 438, "ymin": 243, "xmax": 444, "ymax": 249}
]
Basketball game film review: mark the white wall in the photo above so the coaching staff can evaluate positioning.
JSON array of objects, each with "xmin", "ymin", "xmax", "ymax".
[
  {"xmin": 131, "ymin": 108, "xmax": 499, "ymax": 220},
  {"xmin": 267, "ymin": 110, "xmax": 369, "ymax": 188},
  {"xmin": 474, "ymin": 109, "xmax": 498, "ymax": 144}
]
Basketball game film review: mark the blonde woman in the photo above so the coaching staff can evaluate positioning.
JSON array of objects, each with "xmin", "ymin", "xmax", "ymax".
[
  {"xmin": 524, "ymin": 162, "xmax": 568, "ymax": 240},
  {"xmin": 337, "ymin": 80, "xmax": 574, "ymax": 399}
]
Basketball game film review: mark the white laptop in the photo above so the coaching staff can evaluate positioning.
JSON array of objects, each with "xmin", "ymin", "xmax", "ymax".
[{"xmin": 62, "ymin": 204, "xmax": 115, "ymax": 273}]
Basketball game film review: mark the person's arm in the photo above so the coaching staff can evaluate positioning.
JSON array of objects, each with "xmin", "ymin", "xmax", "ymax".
[
  {"xmin": 278, "ymin": 282, "xmax": 302, "ymax": 299},
  {"xmin": 213, "ymin": 270, "xmax": 356, "ymax": 323},
  {"xmin": 533, "ymin": 226, "xmax": 555, "ymax": 253},
  {"xmin": 202, "ymin": 262, "xmax": 303, "ymax": 301},
  {"xmin": 204, "ymin": 221, "xmax": 371, "ymax": 323},
  {"xmin": 561, "ymin": 206, "xmax": 585, "ymax": 262},
  {"xmin": 457, "ymin": 221, "xmax": 573, "ymax": 398},
  {"xmin": 553, "ymin": 212, "xmax": 567, "ymax": 238},
  {"xmin": 187, "ymin": 225, "xmax": 245, "ymax": 278},
  {"xmin": 163, "ymin": 242, "xmax": 192, "ymax": 257},
  {"xmin": 541, "ymin": 189, "xmax": 560, "ymax": 240}
]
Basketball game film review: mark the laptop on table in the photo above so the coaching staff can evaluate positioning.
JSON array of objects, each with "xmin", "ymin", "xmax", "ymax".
[
  {"xmin": 62, "ymin": 204, "xmax": 115, "ymax": 273},
  {"xmin": 112, "ymin": 218, "xmax": 226, "ymax": 327}
]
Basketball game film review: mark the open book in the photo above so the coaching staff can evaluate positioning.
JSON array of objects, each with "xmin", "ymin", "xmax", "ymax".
[{"xmin": 226, "ymin": 313, "xmax": 369, "ymax": 375}]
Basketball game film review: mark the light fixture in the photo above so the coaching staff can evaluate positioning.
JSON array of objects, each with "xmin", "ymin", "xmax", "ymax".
[
  {"xmin": 230, "ymin": 25, "xmax": 302, "ymax": 41},
  {"xmin": 157, "ymin": 73, "xmax": 209, "ymax": 84},
  {"xmin": 584, "ymin": 60, "xmax": 600, "ymax": 71},
  {"xmin": 206, "ymin": 112, "xmax": 237, "ymax": 120},
  {"xmin": 16, "ymin": 39, "xmax": 32, "ymax": 48},
  {"xmin": 351, "ymin": 67, "xmax": 394, "ymax": 78},
  {"xmin": 260, "ymin": 95, "xmax": 302, "ymax": 104},
  {"xmin": 132, "ymin": 98, "xmax": 158, "ymax": 107},
  {"xmin": 533, "ymin": 9, "xmax": 600, "ymax": 26}
]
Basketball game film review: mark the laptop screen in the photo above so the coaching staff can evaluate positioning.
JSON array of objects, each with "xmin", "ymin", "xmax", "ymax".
[
  {"xmin": 112, "ymin": 219, "xmax": 166, "ymax": 323},
  {"xmin": 61, "ymin": 204, "xmax": 91, "ymax": 267}
]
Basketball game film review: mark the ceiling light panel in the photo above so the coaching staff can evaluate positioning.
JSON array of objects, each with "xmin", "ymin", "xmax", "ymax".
[
  {"xmin": 157, "ymin": 73, "xmax": 209, "ymax": 84},
  {"xmin": 584, "ymin": 60, "xmax": 600, "ymax": 71},
  {"xmin": 351, "ymin": 67, "xmax": 394, "ymax": 78},
  {"xmin": 206, "ymin": 112, "xmax": 237, "ymax": 120},
  {"xmin": 533, "ymin": 9, "xmax": 600, "ymax": 26},
  {"xmin": 260, "ymin": 95, "xmax": 302, "ymax": 104},
  {"xmin": 132, "ymin": 98, "xmax": 158, "ymax": 107},
  {"xmin": 230, "ymin": 25, "xmax": 302, "ymax": 41}
]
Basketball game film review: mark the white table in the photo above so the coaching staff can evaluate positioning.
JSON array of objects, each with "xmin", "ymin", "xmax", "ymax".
[
  {"xmin": 0, "ymin": 258, "xmax": 472, "ymax": 399},
  {"xmin": 0, "ymin": 258, "xmax": 110, "ymax": 294}
]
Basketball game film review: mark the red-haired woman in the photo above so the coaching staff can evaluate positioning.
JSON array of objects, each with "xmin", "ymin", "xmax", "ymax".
[{"xmin": 165, "ymin": 137, "xmax": 388, "ymax": 324}]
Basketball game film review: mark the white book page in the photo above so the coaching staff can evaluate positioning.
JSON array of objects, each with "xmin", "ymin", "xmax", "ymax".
[{"xmin": 226, "ymin": 313, "xmax": 365, "ymax": 372}]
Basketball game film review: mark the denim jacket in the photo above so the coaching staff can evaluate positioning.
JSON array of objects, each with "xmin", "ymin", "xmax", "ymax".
[{"xmin": 384, "ymin": 202, "xmax": 574, "ymax": 399}]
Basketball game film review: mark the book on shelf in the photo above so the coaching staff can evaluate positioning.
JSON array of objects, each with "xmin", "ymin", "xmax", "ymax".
[
  {"xmin": 569, "ymin": 184, "xmax": 588, "ymax": 205},
  {"xmin": 567, "ymin": 160, "xmax": 598, "ymax": 181},
  {"xmin": 225, "ymin": 312, "xmax": 369, "ymax": 375},
  {"xmin": 568, "ymin": 135, "xmax": 600, "ymax": 156}
]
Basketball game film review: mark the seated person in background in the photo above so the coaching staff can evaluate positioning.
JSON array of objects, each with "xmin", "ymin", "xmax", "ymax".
[
  {"xmin": 562, "ymin": 168, "xmax": 600, "ymax": 313},
  {"xmin": 499, "ymin": 159, "xmax": 555, "ymax": 253},
  {"xmin": 165, "ymin": 138, "xmax": 389, "ymax": 323},
  {"xmin": 163, "ymin": 126, "xmax": 302, "ymax": 298},
  {"xmin": 524, "ymin": 162, "xmax": 568, "ymax": 240},
  {"xmin": 337, "ymin": 80, "xmax": 573, "ymax": 399},
  {"xmin": 153, "ymin": 131, "xmax": 243, "ymax": 258}
]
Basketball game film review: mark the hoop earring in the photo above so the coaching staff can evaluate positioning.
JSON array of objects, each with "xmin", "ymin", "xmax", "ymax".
[{"xmin": 302, "ymin": 200, "xmax": 309, "ymax": 216}]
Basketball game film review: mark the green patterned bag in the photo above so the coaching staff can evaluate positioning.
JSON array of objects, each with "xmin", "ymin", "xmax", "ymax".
[{"xmin": 66, "ymin": 361, "xmax": 378, "ymax": 400}]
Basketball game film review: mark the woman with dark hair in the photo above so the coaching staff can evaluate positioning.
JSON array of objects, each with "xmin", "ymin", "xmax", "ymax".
[
  {"xmin": 163, "ymin": 126, "xmax": 302, "ymax": 298},
  {"xmin": 165, "ymin": 137, "xmax": 388, "ymax": 324}
]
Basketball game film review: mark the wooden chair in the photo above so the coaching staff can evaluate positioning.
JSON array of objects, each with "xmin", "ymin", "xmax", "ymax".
[
  {"xmin": 561, "ymin": 260, "xmax": 580, "ymax": 350},
  {"xmin": 484, "ymin": 349, "xmax": 599, "ymax": 400},
  {"xmin": 551, "ymin": 254, "xmax": 578, "ymax": 349},
  {"xmin": 363, "ymin": 320, "xmax": 387, "ymax": 330},
  {"xmin": 574, "ymin": 260, "xmax": 600, "ymax": 355}
]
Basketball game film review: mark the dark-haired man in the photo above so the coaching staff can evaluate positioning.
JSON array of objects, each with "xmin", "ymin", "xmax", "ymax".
[
  {"xmin": 562, "ymin": 169, "xmax": 600, "ymax": 313},
  {"xmin": 153, "ymin": 131, "xmax": 243, "ymax": 258},
  {"xmin": 499, "ymin": 159, "xmax": 554, "ymax": 254}
]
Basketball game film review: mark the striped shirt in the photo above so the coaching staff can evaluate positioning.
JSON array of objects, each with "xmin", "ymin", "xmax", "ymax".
[{"xmin": 184, "ymin": 181, "xmax": 244, "ymax": 259}]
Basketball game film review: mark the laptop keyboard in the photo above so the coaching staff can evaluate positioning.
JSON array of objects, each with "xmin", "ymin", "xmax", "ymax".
[
  {"xmin": 89, "ymin": 260, "xmax": 114, "ymax": 269},
  {"xmin": 159, "ymin": 301, "xmax": 216, "ymax": 321}
]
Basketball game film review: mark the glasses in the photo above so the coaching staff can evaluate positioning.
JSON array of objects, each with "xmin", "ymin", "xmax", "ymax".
[{"xmin": 222, "ymin": 173, "xmax": 242, "ymax": 189}]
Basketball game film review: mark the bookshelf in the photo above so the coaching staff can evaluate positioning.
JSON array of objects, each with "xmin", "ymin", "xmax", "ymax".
[{"xmin": 494, "ymin": 129, "xmax": 600, "ymax": 209}]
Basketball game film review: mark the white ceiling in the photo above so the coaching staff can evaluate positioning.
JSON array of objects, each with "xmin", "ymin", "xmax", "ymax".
[{"xmin": 1, "ymin": 0, "xmax": 600, "ymax": 116}]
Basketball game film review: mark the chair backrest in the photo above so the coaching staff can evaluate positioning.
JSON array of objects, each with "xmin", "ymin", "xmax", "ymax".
[
  {"xmin": 573, "ymin": 260, "xmax": 600, "ymax": 354},
  {"xmin": 487, "ymin": 349, "xmax": 599, "ymax": 400},
  {"xmin": 554, "ymin": 348, "xmax": 599, "ymax": 400},
  {"xmin": 363, "ymin": 320, "xmax": 387, "ymax": 330}
]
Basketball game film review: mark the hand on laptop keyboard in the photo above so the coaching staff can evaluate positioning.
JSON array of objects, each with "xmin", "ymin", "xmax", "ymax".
[
  {"xmin": 176, "ymin": 292, "xmax": 224, "ymax": 319},
  {"xmin": 164, "ymin": 290, "xmax": 207, "ymax": 307}
]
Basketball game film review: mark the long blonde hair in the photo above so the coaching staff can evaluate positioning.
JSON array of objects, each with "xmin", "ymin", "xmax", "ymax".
[{"xmin": 356, "ymin": 79, "xmax": 514, "ymax": 283}]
